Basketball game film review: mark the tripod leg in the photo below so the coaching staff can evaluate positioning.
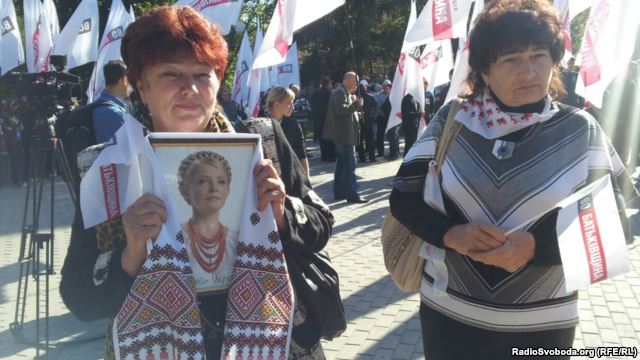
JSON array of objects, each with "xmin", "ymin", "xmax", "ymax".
[
  {"xmin": 54, "ymin": 138, "xmax": 79, "ymax": 212},
  {"xmin": 50, "ymin": 145, "xmax": 55, "ymax": 274},
  {"xmin": 13, "ymin": 156, "xmax": 34, "ymax": 337},
  {"xmin": 12, "ymin": 136, "xmax": 72, "ymax": 356}
]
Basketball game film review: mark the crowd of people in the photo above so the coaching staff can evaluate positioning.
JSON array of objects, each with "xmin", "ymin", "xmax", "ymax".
[{"xmin": 0, "ymin": 0, "xmax": 636, "ymax": 359}]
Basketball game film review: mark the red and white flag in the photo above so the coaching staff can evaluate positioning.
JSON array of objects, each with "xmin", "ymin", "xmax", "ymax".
[
  {"xmin": 386, "ymin": 0, "xmax": 425, "ymax": 133},
  {"xmin": 404, "ymin": 0, "xmax": 474, "ymax": 47},
  {"xmin": 276, "ymin": 41, "xmax": 300, "ymax": 88},
  {"xmin": 24, "ymin": 0, "xmax": 45, "ymax": 72},
  {"xmin": 556, "ymin": 176, "xmax": 629, "ymax": 292},
  {"xmin": 575, "ymin": 0, "xmax": 640, "ymax": 108},
  {"xmin": 43, "ymin": 0, "xmax": 60, "ymax": 42},
  {"xmin": 553, "ymin": 0, "xmax": 574, "ymax": 65},
  {"xmin": 52, "ymin": 0, "xmax": 99, "ymax": 70},
  {"xmin": 86, "ymin": 0, "xmax": 133, "ymax": 102},
  {"xmin": 36, "ymin": 1, "xmax": 54, "ymax": 72},
  {"xmin": 231, "ymin": 31, "xmax": 253, "ymax": 109},
  {"xmin": 553, "ymin": 0, "xmax": 590, "ymax": 65},
  {"xmin": 175, "ymin": 0, "xmax": 243, "ymax": 35},
  {"xmin": 253, "ymin": 0, "xmax": 344, "ymax": 69},
  {"xmin": 246, "ymin": 22, "xmax": 265, "ymax": 117},
  {"xmin": 259, "ymin": 64, "xmax": 271, "ymax": 93},
  {"xmin": 421, "ymin": 40, "xmax": 454, "ymax": 92},
  {"xmin": 267, "ymin": 66, "xmax": 279, "ymax": 88},
  {"xmin": 0, "ymin": 0, "xmax": 25, "ymax": 75}
]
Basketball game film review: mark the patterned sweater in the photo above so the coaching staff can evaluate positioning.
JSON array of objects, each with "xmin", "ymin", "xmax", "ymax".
[{"xmin": 390, "ymin": 101, "xmax": 634, "ymax": 332}]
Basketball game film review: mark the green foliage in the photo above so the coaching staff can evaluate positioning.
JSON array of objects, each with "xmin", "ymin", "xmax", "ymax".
[
  {"xmin": 221, "ymin": 0, "xmax": 276, "ymax": 88},
  {"xmin": 294, "ymin": 0, "xmax": 428, "ymax": 87},
  {"xmin": 570, "ymin": 8, "xmax": 589, "ymax": 57}
]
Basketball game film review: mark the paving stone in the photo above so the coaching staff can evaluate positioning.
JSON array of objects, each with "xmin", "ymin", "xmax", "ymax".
[
  {"xmin": 335, "ymin": 344, "xmax": 359, "ymax": 359},
  {"xmin": 378, "ymin": 335, "xmax": 401, "ymax": 350},
  {"xmin": 323, "ymin": 349, "xmax": 338, "ymax": 359},
  {"xmin": 372, "ymin": 349, "xmax": 394, "ymax": 360},
  {"xmin": 399, "ymin": 330, "xmax": 421, "ymax": 345},
  {"xmin": 595, "ymin": 316, "xmax": 615, "ymax": 330},
  {"xmin": 346, "ymin": 330, "xmax": 370, "ymax": 346},
  {"xmin": 589, "ymin": 295, "xmax": 607, "ymax": 306},
  {"xmin": 614, "ymin": 324, "xmax": 637, "ymax": 339},
  {"xmin": 582, "ymin": 333, "xmax": 604, "ymax": 347},
  {"xmin": 580, "ymin": 320, "xmax": 598, "ymax": 334},
  {"xmin": 374, "ymin": 315, "xmax": 397, "ymax": 327},
  {"xmin": 600, "ymin": 328, "xmax": 621, "ymax": 343},
  {"xmin": 607, "ymin": 301, "xmax": 628, "ymax": 314},
  {"xmin": 593, "ymin": 305, "xmax": 611, "ymax": 317},
  {"xmin": 391, "ymin": 343, "xmax": 416, "ymax": 360},
  {"xmin": 366, "ymin": 326, "xmax": 393, "ymax": 341},
  {"xmin": 611, "ymin": 312, "xmax": 632, "ymax": 325}
]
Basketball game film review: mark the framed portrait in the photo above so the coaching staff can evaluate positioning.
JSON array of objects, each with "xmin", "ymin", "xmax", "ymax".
[{"xmin": 148, "ymin": 133, "xmax": 260, "ymax": 295}]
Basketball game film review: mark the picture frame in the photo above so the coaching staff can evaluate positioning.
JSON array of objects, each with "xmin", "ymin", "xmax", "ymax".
[{"xmin": 148, "ymin": 132, "xmax": 260, "ymax": 295}]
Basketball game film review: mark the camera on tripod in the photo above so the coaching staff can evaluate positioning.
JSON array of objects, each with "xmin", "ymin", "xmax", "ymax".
[
  {"xmin": 5, "ymin": 55, "xmax": 87, "ymax": 355},
  {"xmin": 1, "ymin": 55, "xmax": 82, "ymax": 138}
]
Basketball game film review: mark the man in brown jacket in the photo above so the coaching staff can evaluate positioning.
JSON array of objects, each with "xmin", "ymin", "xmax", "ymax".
[{"xmin": 322, "ymin": 72, "xmax": 367, "ymax": 203}]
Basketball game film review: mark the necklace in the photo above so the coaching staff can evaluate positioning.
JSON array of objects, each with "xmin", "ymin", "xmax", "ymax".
[{"xmin": 187, "ymin": 220, "xmax": 227, "ymax": 273}]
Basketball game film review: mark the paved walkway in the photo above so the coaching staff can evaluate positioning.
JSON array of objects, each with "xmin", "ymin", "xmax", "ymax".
[{"xmin": 1, "ymin": 140, "xmax": 640, "ymax": 359}]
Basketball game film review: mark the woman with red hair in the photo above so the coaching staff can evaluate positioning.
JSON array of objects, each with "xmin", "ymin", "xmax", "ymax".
[{"xmin": 60, "ymin": 6, "xmax": 335, "ymax": 359}]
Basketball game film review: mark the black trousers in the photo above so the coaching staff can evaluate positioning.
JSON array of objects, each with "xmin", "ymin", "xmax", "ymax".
[
  {"xmin": 6, "ymin": 141, "xmax": 24, "ymax": 185},
  {"xmin": 319, "ymin": 139, "xmax": 335, "ymax": 161},
  {"xmin": 357, "ymin": 122, "xmax": 367, "ymax": 162},
  {"xmin": 364, "ymin": 120, "xmax": 376, "ymax": 160},
  {"xmin": 420, "ymin": 302, "xmax": 576, "ymax": 360},
  {"xmin": 376, "ymin": 116, "xmax": 387, "ymax": 156},
  {"xmin": 402, "ymin": 120, "xmax": 418, "ymax": 157}
]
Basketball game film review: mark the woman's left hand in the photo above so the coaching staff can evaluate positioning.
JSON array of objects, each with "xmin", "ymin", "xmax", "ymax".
[
  {"xmin": 254, "ymin": 159, "xmax": 287, "ymax": 230},
  {"xmin": 467, "ymin": 230, "xmax": 536, "ymax": 273}
]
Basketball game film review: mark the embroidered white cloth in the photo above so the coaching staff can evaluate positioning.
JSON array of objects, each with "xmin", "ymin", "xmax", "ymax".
[
  {"xmin": 79, "ymin": 115, "xmax": 294, "ymax": 359},
  {"xmin": 222, "ymin": 137, "xmax": 295, "ymax": 360},
  {"xmin": 454, "ymin": 89, "xmax": 559, "ymax": 139},
  {"xmin": 80, "ymin": 115, "xmax": 206, "ymax": 359}
]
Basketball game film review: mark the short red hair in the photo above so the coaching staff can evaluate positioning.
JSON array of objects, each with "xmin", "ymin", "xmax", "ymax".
[{"xmin": 121, "ymin": 5, "xmax": 228, "ymax": 91}]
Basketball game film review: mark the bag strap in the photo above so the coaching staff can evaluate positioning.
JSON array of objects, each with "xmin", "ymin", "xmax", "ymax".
[{"xmin": 434, "ymin": 98, "xmax": 464, "ymax": 176}]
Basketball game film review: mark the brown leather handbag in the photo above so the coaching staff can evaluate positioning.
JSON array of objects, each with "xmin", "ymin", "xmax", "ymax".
[{"xmin": 381, "ymin": 99, "xmax": 463, "ymax": 292}]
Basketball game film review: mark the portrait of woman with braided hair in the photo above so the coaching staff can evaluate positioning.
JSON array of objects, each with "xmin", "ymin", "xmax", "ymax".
[{"xmin": 177, "ymin": 150, "xmax": 239, "ymax": 293}]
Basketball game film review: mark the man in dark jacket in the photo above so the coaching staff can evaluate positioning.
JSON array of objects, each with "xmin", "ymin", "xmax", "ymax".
[
  {"xmin": 401, "ymin": 93, "xmax": 421, "ymax": 157},
  {"xmin": 311, "ymin": 79, "xmax": 335, "ymax": 161},
  {"xmin": 559, "ymin": 58, "xmax": 585, "ymax": 108},
  {"xmin": 424, "ymin": 80, "xmax": 436, "ymax": 123},
  {"xmin": 358, "ymin": 80, "xmax": 378, "ymax": 162},
  {"xmin": 433, "ymin": 69, "xmax": 454, "ymax": 112},
  {"xmin": 218, "ymin": 85, "xmax": 247, "ymax": 128},
  {"xmin": 375, "ymin": 80, "xmax": 392, "ymax": 157},
  {"xmin": 322, "ymin": 72, "xmax": 367, "ymax": 203}
]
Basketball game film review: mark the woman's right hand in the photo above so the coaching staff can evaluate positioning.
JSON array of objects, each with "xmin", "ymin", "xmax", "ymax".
[
  {"xmin": 443, "ymin": 220, "xmax": 506, "ymax": 256},
  {"xmin": 121, "ymin": 194, "xmax": 167, "ymax": 276}
]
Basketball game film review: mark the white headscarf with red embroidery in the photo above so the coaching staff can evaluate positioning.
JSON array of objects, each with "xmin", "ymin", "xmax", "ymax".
[{"xmin": 454, "ymin": 89, "xmax": 559, "ymax": 139}]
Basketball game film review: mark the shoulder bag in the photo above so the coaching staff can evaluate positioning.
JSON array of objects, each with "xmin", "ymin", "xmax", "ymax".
[{"xmin": 381, "ymin": 98, "xmax": 463, "ymax": 292}]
